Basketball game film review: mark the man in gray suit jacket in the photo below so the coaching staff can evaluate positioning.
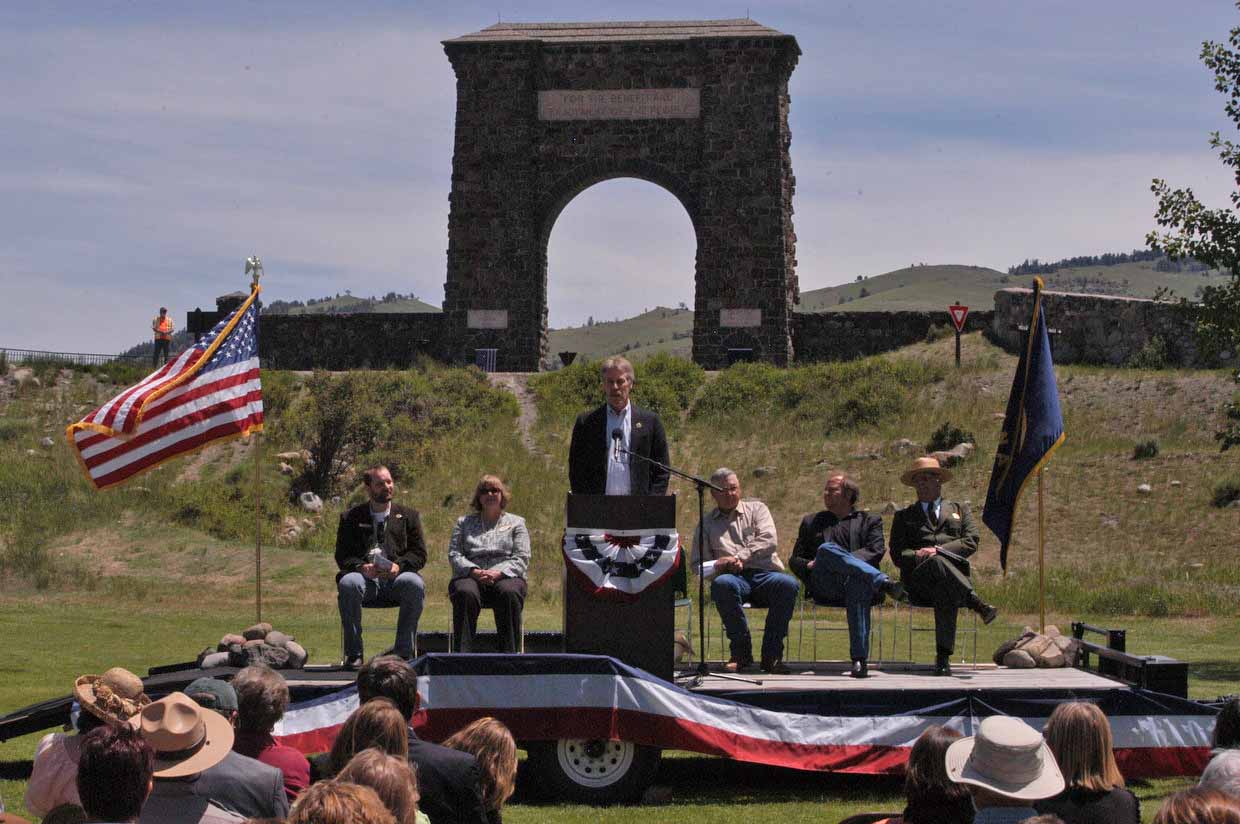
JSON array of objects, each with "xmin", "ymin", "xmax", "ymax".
[{"xmin": 134, "ymin": 691, "xmax": 287, "ymax": 823}]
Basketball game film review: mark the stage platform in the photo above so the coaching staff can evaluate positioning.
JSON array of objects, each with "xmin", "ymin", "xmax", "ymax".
[{"xmin": 687, "ymin": 661, "xmax": 1123, "ymax": 692}]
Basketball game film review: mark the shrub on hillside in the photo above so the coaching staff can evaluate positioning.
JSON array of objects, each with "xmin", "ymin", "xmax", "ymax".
[
  {"xmin": 1131, "ymin": 439, "xmax": 1160, "ymax": 460},
  {"xmin": 281, "ymin": 366, "xmax": 518, "ymax": 495},
  {"xmin": 0, "ymin": 418, "xmax": 33, "ymax": 443},
  {"xmin": 690, "ymin": 358, "xmax": 943, "ymax": 435},
  {"xmin": 925, "ymin": 323, "xmax": 953, "ymax": 343},
  {"xmin": 529, "ymin": 354, "xmax": 705, "ymax": 434},
  {"xmin": 926, "ymin": 422, "xmax": 976, "ymax": 453},
  {"xmin": 1218, "ymin": 391, "xmax": 1240, "ymax": 452},
  {"xmin": 1213, "ymin": 474, "xmax": 1240, "ymax": 508},
  {"xmin": 1126, "ymin": 335, "xmax": 1170, "ymax": 369}
]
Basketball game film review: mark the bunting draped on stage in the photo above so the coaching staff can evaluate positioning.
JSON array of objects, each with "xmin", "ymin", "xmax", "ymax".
[
  {"xmin": 273, "ymin": 654, "xmax": 1215, "ymax": 778},
  {"xmin": 66, "ymin": 287, "xmax": 263, "ymax": 491},
  {"xmin": 983, "ymin": 277, "xmax": 1065, "ymax": 571},
  {"xmin": 562, "ymin": 527, "xmax": 681, "ymax": 601}
]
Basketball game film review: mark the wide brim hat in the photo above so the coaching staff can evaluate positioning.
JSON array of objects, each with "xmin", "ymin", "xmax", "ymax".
[
  {"xmin": 901, "ymin": 456, "xmax": 953, "ymax": 486},
  {"xmin": 945, "ymin": 716, "xmax": 1065, "ymax": 801},
  {"xmin": 131, "ymin": 691, "xmax": 235, "ymax": 778},
  {"xmin": 74, "ymin": 667, "xmax": 151, "ymax": 725}
]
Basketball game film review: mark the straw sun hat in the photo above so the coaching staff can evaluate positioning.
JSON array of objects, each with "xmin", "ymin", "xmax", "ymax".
[
  {"xmin": 73, "ymin": 667, "xmax": 151, "ymax": 725},
  {"xmin": 946, "ymin": 716, "xmax": 1065, "ymax": 801}
]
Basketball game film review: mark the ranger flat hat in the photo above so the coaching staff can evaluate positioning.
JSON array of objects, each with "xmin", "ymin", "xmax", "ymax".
[
  {"xmin": 945, "ymin": 716, "xmax": 1065, "ymax": 801},
  {"xmin": 131, "ymin": 691, "xmax": 235, "ymax": 778},
  {"xmin": 900, "ymin": 456, "xmax": 953, "ymax": 486}
]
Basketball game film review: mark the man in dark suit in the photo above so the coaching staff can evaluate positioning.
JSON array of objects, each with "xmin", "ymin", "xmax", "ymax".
[
  {"xmin": 335, "ymin": 465, "xmax": 428, "ymax": 668},
  {"xmin": 889, "ymin": 456, "xmax": 998, "ymax": 676},
  {"xmin": 356, "ymin": 656, "xmax": 488, "ymax": 824},
  {"xmin": 789, "ymin": 473, "xmax": 906, "ymax": 678},
  {"xmin": 568, "ymin": 356, "xmax": 669, "ymax": 495}
]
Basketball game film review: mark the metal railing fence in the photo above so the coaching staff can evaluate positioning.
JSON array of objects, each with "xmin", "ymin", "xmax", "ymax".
[{"xmin": 0, "ymin": 347, "xmax": 145, "ymax": 367}]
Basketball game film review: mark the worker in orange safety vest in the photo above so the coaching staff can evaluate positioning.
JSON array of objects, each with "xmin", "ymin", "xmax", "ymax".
[{"xmin": 151, "ymin": 307, "xmax": 174, "ymax": 367}]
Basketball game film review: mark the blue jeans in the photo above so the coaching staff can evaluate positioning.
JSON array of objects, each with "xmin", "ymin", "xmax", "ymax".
[
  {"xmin": 809, "ymin": 542, "xmax": 889, "ymax": 661},
  {"xmin": 338, "ymin": 571, "xmax": 426, "ymax": 659},
  {"xmin": 711, "ymin": 568, "xmax": 799, "ymax": 662}
]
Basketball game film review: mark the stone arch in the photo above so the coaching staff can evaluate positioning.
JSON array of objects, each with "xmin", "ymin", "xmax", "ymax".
[{"xmin": 441, "ymin": 19, "xmax": 800, "ymax": 370}]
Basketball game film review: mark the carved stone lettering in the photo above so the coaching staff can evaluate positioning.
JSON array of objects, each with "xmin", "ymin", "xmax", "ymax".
[
  {"xmin": 720, "ymin": 308, "xmax": 762, "ymax": 328},
  {"xmin": 538, "ymin": 89, "xmax": 700, "ymax": 121},
  {"xmin": 467, "ymin": 309, "xmax": 509, "ymax": 329}
]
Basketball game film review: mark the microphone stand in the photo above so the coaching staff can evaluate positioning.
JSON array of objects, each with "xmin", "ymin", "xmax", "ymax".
[{"xmin": 616, "ymin": 445, "xmax": 762, "ymax": 687}]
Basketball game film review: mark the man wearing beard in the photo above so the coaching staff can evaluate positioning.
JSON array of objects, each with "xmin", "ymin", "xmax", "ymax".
[{"xmin": 335, "ymin": 465, "xmax": 428, "ymax": 669}]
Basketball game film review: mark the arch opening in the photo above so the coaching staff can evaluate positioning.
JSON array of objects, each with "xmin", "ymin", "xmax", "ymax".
[{"xmin": 542, "ymin": 177, "xmax": 697, "ymax": 367}]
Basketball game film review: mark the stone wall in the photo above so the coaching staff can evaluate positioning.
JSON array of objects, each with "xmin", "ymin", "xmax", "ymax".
[
  {"xmin": 990, "ymin": 288, "xmax": 1231, "ymax": 367},
  {"xmin": 792, "ymin": 310, "xmax": 994, "ymax": 362},
  {"xmin": 259, "ymin": 314, "xmax": 447, "ymax": 370}
]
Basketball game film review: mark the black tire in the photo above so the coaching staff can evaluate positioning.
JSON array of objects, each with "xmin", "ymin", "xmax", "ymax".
[{"xmin": 523, "ymin": 738, "xmax": 661, "ymax": 804}]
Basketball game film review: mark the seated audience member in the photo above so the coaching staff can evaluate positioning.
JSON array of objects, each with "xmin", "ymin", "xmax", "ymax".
[
  {"xmin": 185, "ymin": 677, "xmax": 239, "ymax": 725},
  {"xmin": 338, "ymin": 748, "xmax": 425, "ymax": 824},
  {"xmin": 442, "ymin": 717, "xmax": 518, "ymax": 824},
  {"xmin": 26, "ymin": 667, "xmax": 150, "ymax": 817},
  {"xmin": 788, "ymin": 472, "xmax": 906, "ymax": 679},
  {"xmin": 133, "ymin": 692, "xmax": 247, "ymax": 823},
  {"xmin": 1201, "ymin": 750, "xmax": 1240, "ymax": 799},
  {"xmin": 1035, "ymin": 702, "xmax": 1139, "ymax": 824},
  {"xmin": 354, "ymin": 655, "xmax": 488, "ymax": 824},
  {"xmin": 75, "ymin": 723, "xmax": 154, "ymax": 824},
  {"xmin": 873, "ymin": 725, "xmax": 972, "ymax": 824},
  {"xmin": 323, "ymin": 698, "xmax": 410, "ymax": 778},
  {"xmin": 335, "ymin": 465, "xmax": 428, "ymax": 668},
  {"xmin": 1215, "ymin": 697, "xmax": 1240, "ymax": 751},
  {"xmin": 448, "ymin": 475, "xmax": 530, "ymax": 653},
  {"xmin": 889, "ymin": 457, "xmax": 998, "ymax": 676},
  {"xmin": 691, "ymin": 468, "xmax": 800, "ymax": 675},
  {"xmin": 288, "ymin": 780, "xmax": 396, "ymax": 824},
  {"xmin": 231, "ymin": 664, "xmax": 311, "ymax": 803},
  {"xmin": 41, "ymin": 805, "xmax": 87, "ymax": 824},
  {"xmin": 946, "ymin": 715, "xmax": 1065, "ymax": 824},
  {"xmin": 1153, "ymin": 788, "xmax": 1240, "ymax": 824}
]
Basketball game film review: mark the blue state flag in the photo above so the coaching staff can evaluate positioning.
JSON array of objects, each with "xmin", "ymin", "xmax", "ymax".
[{"xmin": 983, "ymin": 277, "xmax": 1065, "ymax": 571}]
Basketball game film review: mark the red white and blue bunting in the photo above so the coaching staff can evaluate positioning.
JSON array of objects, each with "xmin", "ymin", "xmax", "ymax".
[{"xmin": 562, "ymin": 527, "xmax": 680, "ymax": 602}]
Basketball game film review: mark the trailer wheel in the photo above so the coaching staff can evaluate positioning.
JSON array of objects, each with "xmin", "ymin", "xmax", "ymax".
[{"xmin": 524, "ymin": 738, "xmax": 661, "ymax": 804}]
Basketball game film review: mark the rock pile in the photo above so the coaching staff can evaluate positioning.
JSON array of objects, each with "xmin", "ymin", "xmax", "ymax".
[
  {"xmin": 196, "ymin": 622, "xmax": 309, "ymax": 670},
  {"xmin": 992, "ymin": 625, "xmax": 1078, "ymax": 669}
]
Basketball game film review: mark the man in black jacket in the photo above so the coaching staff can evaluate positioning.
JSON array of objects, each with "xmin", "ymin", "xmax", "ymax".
[
  {"xmin": 356, "ymin": 656, "xmax": 488, "ymax": 824},
  {"xmin": 568, "ymin": 356, "xmax": 669, "ymax": 496},
  {"xmin": 335, "ymin": 465, "xmax": 427, "ymax": 668},
  {"xmin": 789, "ymin": 473, "xmax": 905, "ymax": 678}
]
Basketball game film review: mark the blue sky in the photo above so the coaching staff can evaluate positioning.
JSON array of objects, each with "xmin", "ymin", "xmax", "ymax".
[{"xmin": 1, "ymin": 1, "xmax": 1237, "ymax": 353}]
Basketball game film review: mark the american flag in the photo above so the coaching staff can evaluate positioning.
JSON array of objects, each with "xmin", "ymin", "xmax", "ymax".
[{"xmin": 67, "ymin": 288, "xmax": 264, "ymax": 491}]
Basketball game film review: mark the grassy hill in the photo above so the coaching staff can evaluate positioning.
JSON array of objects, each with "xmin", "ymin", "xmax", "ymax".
[
  {"xmin": 273, "ymin": 294, "xmax": 441, "ymax": 314},
  {"xmin": 798, "ymin": 262, "xmax": 1232, "ymax": 313},
  {"xmin": 547, "ymin": 306, "xmax": 692, "ymax": 364},
  {"xmin": 1, "ymin": 340, "xmax": 1237, "ymax": 819}
]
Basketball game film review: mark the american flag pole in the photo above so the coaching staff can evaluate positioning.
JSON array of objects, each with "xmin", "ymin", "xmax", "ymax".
[{"xmin": 245, "ymin": 256, "xmax": 264, "ymax": 624}]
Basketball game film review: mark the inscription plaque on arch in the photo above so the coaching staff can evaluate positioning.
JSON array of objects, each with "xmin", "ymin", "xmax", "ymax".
[
  {"xmin": 467, "ymin": 309, "xmax": 509, "ymax": 329},
  {"xmin": 720, "ymin": 308, "xmax": 762, "ymax": 328},
  {"xmin": 538, "ymin": 89, "xmax": 700, "ymax": 121}
]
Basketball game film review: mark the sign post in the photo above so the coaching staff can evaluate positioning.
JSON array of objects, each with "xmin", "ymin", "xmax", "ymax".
[{"xmin": 948, "ymin": 302, "xmax": 969, "ymax": 367}]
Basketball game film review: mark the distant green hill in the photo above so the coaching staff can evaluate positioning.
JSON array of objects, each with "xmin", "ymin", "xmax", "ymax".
[
  {"xmin": 798, "ymin": 261, "xmax": 1229, "ymax": 313},
  {"xmin": 799, "ymin": 264, "xmax": 1010, "ymax": 312},
  {"xmin": 547, "ymin": 307, "xmax": 692, "ymax": 365},
  {"xmin": 266, "ymin": 295, "xmax": 440, "ymax": 315}
]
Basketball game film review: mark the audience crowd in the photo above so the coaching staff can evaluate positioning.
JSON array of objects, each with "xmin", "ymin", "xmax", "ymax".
[{"xmin": 11, "ymin": 663, "xmax": 1240, "ymax": 824}]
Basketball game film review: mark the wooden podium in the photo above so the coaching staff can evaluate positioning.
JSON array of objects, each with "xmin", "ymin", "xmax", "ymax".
[{"xmin": 563, "ymin": 494, "xmax": 678, "ymax": 681}]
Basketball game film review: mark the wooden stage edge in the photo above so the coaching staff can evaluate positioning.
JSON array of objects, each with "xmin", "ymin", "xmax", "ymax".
[{"xmin": 680, "ymin": 661, "xmax": 1127, "ymax": 692}]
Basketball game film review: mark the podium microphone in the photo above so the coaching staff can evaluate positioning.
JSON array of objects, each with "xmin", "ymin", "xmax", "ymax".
[{"xmin": 611, "ymin": 427, "xmax": 622, "ymax": 459}]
